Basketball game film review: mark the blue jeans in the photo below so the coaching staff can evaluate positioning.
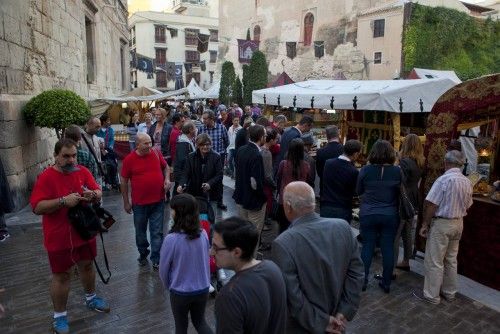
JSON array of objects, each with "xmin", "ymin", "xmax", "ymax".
[
  {"xmin": 320, "ymin": 205, "xmax": 352, "ymax": 224},
  {"xmin": 360, "ymin": 214, "xmax": 399, "ymax": 287},
  {"xmin": 132, "ymin": 202, "xmax": 165, "ymax": 264}
]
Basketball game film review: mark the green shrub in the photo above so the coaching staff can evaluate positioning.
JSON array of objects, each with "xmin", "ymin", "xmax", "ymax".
[
  {"xmin": 219, "ymin": 61, "xmax": 236, "ymax": 105},
  {"xmin": 403, "ymin": 4, "xmax": 500, "ymax": 80},
  {"xmin": 23, "ymin": 89, "xmax": 90, "ymax": 138}
]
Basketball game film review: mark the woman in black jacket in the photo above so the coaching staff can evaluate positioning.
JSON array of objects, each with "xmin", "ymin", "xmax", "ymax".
[
  {"xmin": 173, "ymin": 121, "xmax": 197, "ymax": 196},
  {"xmin": 394, "ymin": 134, "xmax": 424, "ymax": 271},
  {"xmin": 177, "ymin": 133, "xmax": 223, "ymax": 207}
]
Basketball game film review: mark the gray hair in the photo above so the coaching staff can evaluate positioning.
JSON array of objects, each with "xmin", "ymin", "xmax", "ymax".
[
  {"xmin": 275, "ymin": 114, "xmax": 287, "ymax": 123},
  {"xmin": 445, "ymin": 150, "xmax": 465, "ymax": 166},
  {"xmin": 283, "ymin": 181, "xmax": 316, "ymax": 212},
  {"xmin": 325, "ymin": 125, "xmax": 339, "ymax": 140},
  {"xmin": 181, "ymin": 121, "xmax": 195, "ymax": 135}
]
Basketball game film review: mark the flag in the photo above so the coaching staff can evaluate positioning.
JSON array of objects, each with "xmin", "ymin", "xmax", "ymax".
[
  {"xmin": 200, "ymin": 60, "xmax": 206, "ymax": 72},
  {"xmin": 175, "ymin": 64, "xmax": 184, "ymax": 89},
  {"xmin": 184, "ymin": 63, "xmax": 193, "ymax": 73},
  {"xmin": 136, "ymin": 54, "xmax": 154, "ymax": 73},
  {"xmin": 168, "ymin": 28, "xmax": 178, "ymax": 38},
  {"xmin": 198, "ymin": 34, "xmax": 209, "ymax": 53},
  {"xmin": 237, "ymin": 39, "xmax": 259, "ymax": 63},
  {"xmin": 314, "ymin": 41, "xmax": 324, "ymax": 59},
  {"xmin": 166, "ymin": 62, "xmax": 176, "ymax": 80}
]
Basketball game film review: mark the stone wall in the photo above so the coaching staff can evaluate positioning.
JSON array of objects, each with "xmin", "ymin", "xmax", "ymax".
[
  {"xmin": 218, "ymin": 0, "xmax": 382, "ymax": 82},
  {"xmin": 0, "ymin": 0, "xmax": 129, "ymax": 211}
]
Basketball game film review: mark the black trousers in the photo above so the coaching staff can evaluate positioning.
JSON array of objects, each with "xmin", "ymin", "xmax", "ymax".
[{"xmin": 169, "ymin": 292, "xmax": 213, "ymax": 334}]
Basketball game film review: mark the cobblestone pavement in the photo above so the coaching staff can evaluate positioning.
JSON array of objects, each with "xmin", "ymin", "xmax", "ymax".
[{"xmin": 0, "ymin": 189, "xmax": 499, "ymax": 333}]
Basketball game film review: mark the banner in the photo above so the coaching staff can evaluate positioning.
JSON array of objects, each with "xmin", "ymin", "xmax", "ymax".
[
  {"xmin": 198, "ymin": 34, "xmax": 209, "ymax": 53},
  {"xmin": 136, "ymin": 54, "xmax": 154, "ymax": 73},
  {"xmin": 237, "ymin": 39, "xmax": 259, "ymax": 63},
  {"xmin": 314, "ymin": 41, "xmax": 325, "ymax": 59},
  {"xmin": 175, "ymin": 63, "xmax": 184, "ymax": 89},
  {"xmin": 166, "ymin": 62, "xmax": 176, "ymax": 80}
]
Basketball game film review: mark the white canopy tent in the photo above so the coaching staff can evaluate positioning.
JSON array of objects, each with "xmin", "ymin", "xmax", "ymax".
[
  {"xmin": 197, "ymin": 81, "xmax": 220, "ymax": 99},
  {"xmin": 97, "ymin": 79, "xmax": 207, "ymax": 103},
  {"xmin": 252, "ymin": 78, "xmax": 458, "ymax": 113}
]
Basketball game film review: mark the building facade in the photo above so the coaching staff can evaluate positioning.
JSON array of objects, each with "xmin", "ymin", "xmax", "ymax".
[
  {"xmin": 129, "ymin": 2, "xmax": 219, "ymax": 91},
  {"xmin": 0, "ymin": 0, "xmax": 130, "ymax": 210},
  {"xmin": 219, "ymin": 0, "xmax": 493, "ymax": 82}
]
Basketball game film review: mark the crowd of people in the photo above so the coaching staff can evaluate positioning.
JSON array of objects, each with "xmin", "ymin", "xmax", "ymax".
[{"xmin": 1, "ymin": 101, "xmax": 475, "ymax": 334}]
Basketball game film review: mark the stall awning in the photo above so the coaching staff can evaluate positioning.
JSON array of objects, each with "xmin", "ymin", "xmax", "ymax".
[
  {"xmin": 252, "ymin": 78, "xmax": 458, "ymax": 113},
  {"xmin": 407, "ymin": 68, "xmax": 462, "ymax": 84},
  {"xmin": 197, "ymin": 81, "xmax": 220, "ymax": 99},
  {"xmin": 269, "ymin": 72, "xmax": 294, "ymax": 87}
]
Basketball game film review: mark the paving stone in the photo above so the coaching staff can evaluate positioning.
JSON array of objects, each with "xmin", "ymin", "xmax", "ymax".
[{"xmin": 0, "ymin": 189, "xmax": 499, "ymax": 334}]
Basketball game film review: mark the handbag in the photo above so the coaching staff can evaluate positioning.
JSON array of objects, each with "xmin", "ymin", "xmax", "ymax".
[
  {"xmin": 67, "ymin": 203, "xmax": 113, "ymax": 284},
  {"xmin": 399, "ymin": 170, "xmax": 416, "ymax": 220}
]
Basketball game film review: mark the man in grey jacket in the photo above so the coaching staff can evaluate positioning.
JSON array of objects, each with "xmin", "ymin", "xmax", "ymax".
[{"xmin": 272, "ymin": 181, "xmax": 364, "ymax": 333}]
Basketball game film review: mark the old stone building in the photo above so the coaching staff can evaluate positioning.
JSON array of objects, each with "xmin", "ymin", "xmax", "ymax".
[
  {"xmin": 0, "ymin": 0, "xmax": 129, "ymax": 210},
  {"xmin": 218, "ymin": 0, "xmax": 493, "ymax": 82},
  {"xmin": 218, "ymin": 0, "xmax": 379, "ymax": 82}
]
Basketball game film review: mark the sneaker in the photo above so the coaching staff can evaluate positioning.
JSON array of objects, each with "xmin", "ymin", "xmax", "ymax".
[
  {"xmin": 0, "ymin": 231, "xmax": 9, "ymax": 242},
  {"xmin": 440, "ymin": 293, "xmax": 456, "ymax": 302},
  {"xmin": 412, "ymin": 290, "xmax": 440, "ymax": 305},
  {"xmin": 138, "ymin": 257, "xmax": 148, "ymax": 266},
  {"xmin": 52, "ymin": 315, "xmax": 69, "ymax": 334},
  {"xmin": 209, "ymin": 284, "xmax": 215, "ymax": 293},
  {"xmin": 152, "ymin": 263, "xmax": 159, "ymax": 271},
  {"xmin": 86, "ymin": 296, "xmax": 110, "ymax": 313}
]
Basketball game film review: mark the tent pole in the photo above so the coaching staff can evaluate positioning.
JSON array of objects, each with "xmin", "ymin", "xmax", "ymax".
[{"xmin": 392, "ymin": 113, "xmax": 401, "ymax": 151}]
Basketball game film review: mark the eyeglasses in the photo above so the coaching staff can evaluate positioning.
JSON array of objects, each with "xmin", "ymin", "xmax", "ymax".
[{"xmin": 211, "ymin": 244, "xmax": 229, "ymax": 253}]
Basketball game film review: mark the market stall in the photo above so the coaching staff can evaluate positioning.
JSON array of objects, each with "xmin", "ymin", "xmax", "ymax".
[
  {"xmin": 252, "ymin": 78, "xmax": 458, "ymax": 151},
  {"xmin": 419, "ymin": 73, "xmax": 500, "ymax": 290}
]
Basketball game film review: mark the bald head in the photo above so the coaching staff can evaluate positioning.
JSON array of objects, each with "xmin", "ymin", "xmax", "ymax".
[
  {"xmin": 85, "ymin": 117, "xmax": 101, "ymax": 135},
  {"xmin": 135, "ymin": 132, "xmax": 152, "ymax": 155},
  {"xmin": 283, "ymin": 181, "xmax": 316, "ymax": 221}
]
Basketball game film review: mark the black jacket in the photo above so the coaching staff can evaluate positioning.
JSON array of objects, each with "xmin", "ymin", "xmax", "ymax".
[
  {"xmin": 173, "ymin": 140, "xmax": 195, "ymax": 182},
  {"xmin": 233, "ymin": 143, "xmax": 267, "ymax": 210},
  {"xmin": 234, "ymin": 127, "xmax": 248, "ymax": 152},
  {"xmin": 316, "ymin": 141, "xmax": 343, "ymax": 195},
  {"xmin": 179, "ymin": 150, "xmax": 223, "ymax": 201},
  {"xmin": 148, "ymin": 122, "xmax": 172, "ymax": 158}
]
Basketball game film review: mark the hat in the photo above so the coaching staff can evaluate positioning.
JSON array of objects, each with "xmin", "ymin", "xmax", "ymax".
[{"xmin": 301, "ymin": 133, "xmax": 314, "ymax": 146}]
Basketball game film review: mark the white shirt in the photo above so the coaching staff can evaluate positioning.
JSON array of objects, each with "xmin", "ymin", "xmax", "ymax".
[
  {"xmin": 426, "ymin": 168, "xmax": 473, "ymax": 219},
  {"xmin": 227, "ymin": 125, "xmax": 242, "ymax": 151}
]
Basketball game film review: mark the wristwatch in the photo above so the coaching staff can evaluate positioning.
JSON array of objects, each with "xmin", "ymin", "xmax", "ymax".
[{"xmin": 59, "ymin": 196, "xmax": 66, "ymax": 207}]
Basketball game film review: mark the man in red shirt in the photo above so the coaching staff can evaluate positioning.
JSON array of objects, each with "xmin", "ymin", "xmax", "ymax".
[
  {"xmin": 30, "ymin": 138, "xmax": 108, "ymax": 334},
  {"xmin": 121, "ymin": 133, "xmax": 171, "ymax": 270}
]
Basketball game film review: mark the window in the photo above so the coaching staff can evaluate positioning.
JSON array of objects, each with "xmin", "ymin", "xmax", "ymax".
[
  {"xmin": 85, "ymin": 16, "xmax": 96, "ymax": 83},
  {"xmin": 210, "ymin": 50, "xmax": 217, "ymax": 63},
  {"xmin": 209, "ymin": 71, "xmax": 214, "ymax": 84},
  {"xmin": 185, "ymin": 28, "xmax": 199, "ymax": 46},
  {"xmin": 155, "ymin": 25, "xmax": 166, "ymax": 43},
  {"xmin": 373, "ymin": 19, "xmax": 385, "ymax": 38},
  {"xmin": 253, "ymin": 25, "xmax": 261, "ymax": 42},
  {"xmin": 286, "ymin": 42, "xmax": 297, "ymax": 59},
  {"xmin": 155, "ymin": 48, "xmax": 166, "ymax": 65},
  {"xmin": 185, "ymin": 50, "xmax": 200, "ymax": 62},
  {"xmin": 156, "ymin": 72, "xmax": 167, "ymax": 88},
  {"xmin": 186, "ymin": 72, "xmax": 201, "ymax": 85},
  {"xmin": 303, "ymin": 13, "xmax": 314, "ymax": 46},
  {"xmin": 374, "ymin": 52, "xmax": 382, "ymax": 64},
  {"xmin": 209, "ymin": 29, "xmax": 218, "ymax": 42}
]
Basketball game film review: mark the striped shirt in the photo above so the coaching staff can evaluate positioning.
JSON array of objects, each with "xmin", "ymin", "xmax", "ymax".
[{"xmin": 425, "ymin": 168, "xmax": 473, "ymax": 219}]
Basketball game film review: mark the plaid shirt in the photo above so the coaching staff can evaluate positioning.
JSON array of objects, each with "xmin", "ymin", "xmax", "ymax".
[
  {"xmin": 77, "ymin": 148, "xmax": 99, "ymax": 180},
  {"xmin": 198, "ymin": 123, "xmax": 229, "ymax": 155}
]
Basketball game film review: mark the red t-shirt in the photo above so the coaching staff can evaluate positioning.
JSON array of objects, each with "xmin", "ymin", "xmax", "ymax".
[
  {"xmin": 30, "ymin": 166, "xmax": 100, "ymax": 252},
  {"xmin": 121, "ymin": 150, "xmax": 166, "ymax": 205},
  {"xmin": 169, "ymin": 127, "xmax": 182, "ymax": 164}
]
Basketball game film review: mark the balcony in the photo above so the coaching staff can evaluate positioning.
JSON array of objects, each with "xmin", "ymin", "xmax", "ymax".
[{"xmin": 172, "ymin": 0, "xmax": 206, "ymax": 13}]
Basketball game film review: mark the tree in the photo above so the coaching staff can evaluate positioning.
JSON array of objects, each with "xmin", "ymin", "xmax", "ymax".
[
  {"xmin": 232, "ymin": 76, "xmax": 243, "ymax": 106},
  {"xmin": 246, "ymin": 28, "xmax": 251, "ymax": 41},
  {"xmin": 23, "ymin": 89, "xmax": 91, "ymax": 138},
  {"xmin": 219, "ymin": 61, "xmax": 236, "ymax": 105},
  {"xmin": 242, "ymin": 64, "xmax": 252, "ymax": 106},
  {"xmin": 246, "ymin": 51, "xmax": 268, "ymax": 105}
]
